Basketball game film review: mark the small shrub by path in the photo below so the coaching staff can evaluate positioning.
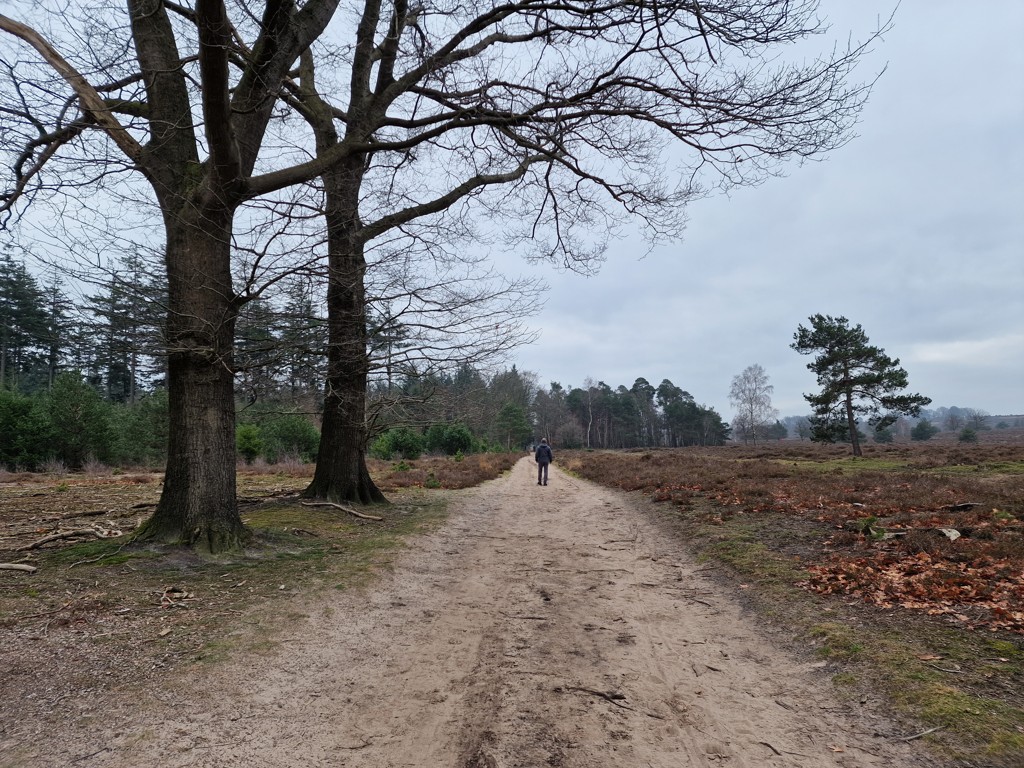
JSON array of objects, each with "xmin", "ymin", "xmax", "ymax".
[
  {"xmin": 367, "ymin": 452, "xmax": 521, "ymax": 491},
  {"xmin": 563, "ymin": 444, "xmax": 1024, "ymax": 767}
]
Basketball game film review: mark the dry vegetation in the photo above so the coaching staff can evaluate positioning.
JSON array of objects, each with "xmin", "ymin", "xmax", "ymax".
[
  {"xmin": 562, "ymin": 439, "xmax": 1024, "ymax": 766},
  {"xmin": 561, "ymin": 441, "xmax": 1024, "ymax": 632}
]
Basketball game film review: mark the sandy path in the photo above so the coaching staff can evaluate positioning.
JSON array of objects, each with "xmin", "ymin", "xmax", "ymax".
[{"xmin": 31, "ymin": 458, "xmax": 926, "ymax": 767}]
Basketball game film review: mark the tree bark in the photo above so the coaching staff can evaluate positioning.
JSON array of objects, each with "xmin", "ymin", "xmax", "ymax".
[
  {"xmin": 126, "ymin": 0, "xmax": 245, "ymax": 551},
  {"xmin": 303, "ymin": 157, "xmax": 386, "ymax": 505},
  {"xmin": 135, "ymin": 208, "xmax": 246, "ymax": 550},
  {"xmin": 845, "ymin": 389, "xmax": 862, "ymax": 457}
]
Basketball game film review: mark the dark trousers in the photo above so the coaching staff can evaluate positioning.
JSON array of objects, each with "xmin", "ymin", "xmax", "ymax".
[{"xmin": 537, "ymin": 461, "xmax": 549, "ymax": 484}]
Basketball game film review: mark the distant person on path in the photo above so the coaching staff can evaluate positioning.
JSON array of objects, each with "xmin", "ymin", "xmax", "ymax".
[{"xmin": 535, "ymin": 438, "xmax": 553, "ymax": 486}]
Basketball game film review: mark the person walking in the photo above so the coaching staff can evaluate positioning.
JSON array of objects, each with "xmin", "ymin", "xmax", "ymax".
[{"xmin": 535, "ymin": 438, "xmax": 553, "ymax": 486}]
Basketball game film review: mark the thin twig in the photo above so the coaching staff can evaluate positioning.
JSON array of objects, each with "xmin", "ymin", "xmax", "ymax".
[
  {"xmin": 563, "ymin": 685, "xmax": 633, "ymax": 710},
  {"xmin": 926, "ymin": 663, "xmax": 966, "ymax": 675},
  {"xmin": 898, "ymin": 725, "xmax": 943, "ymax": 742},
  {"xmin": 15, "ymin": 604, "xmax": 69, "ymax": 621},
  {"xmin": 69, "ymin": 543, "xmax": 127, "ymax": 569}
]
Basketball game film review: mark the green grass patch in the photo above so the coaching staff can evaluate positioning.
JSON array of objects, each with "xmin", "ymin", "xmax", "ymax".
[
  {"xmin": 929, "ymin": 461, "xmax": 1024, "ymax": 475},
  {"xmin": 810, "ymin": 622, "xmax": 865, "ymax": 659},
  {"xmin": 786, "ymin": 457, "xmax": 911, "ymax": 473},
  {"xmin": 909, "ymin": 685, "xmax": 1024, "ymax": 759},
  {"xmin": 692, "ymin": 521, "xmax": 808, "ymax": 589},
  {"xmin": 44, "ymin": 537, "xmax": 155, "ymax": 567}
]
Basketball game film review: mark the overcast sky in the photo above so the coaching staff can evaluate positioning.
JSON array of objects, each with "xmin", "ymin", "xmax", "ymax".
[{"xmin": 508, "ymin": 1, "xmax": 1024, "ymax": 419}]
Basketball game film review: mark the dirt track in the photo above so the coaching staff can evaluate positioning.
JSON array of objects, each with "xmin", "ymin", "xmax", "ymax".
[{"xmin": 13, "ymin": 457, "xmax": 929, "ymax": 767}]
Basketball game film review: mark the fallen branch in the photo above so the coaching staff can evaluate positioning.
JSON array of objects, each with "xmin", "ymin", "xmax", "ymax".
[
  {"xmin": 926, "ymin": 663, "xmax": 965, "ymax": 675},
  {"xmin": 673, "ymin": 589, "xmax": 714, "ymax": 607},
  {"xmin": 691, "ymin": 662, "xmax": 723, "ymax": 677},
  {"xmin": 300, "ymin": 501, "xmax": 383, "ymax": 521},
  {"xmin": 71, "ymin": 746, "xmax": 111, "ymax": 764},
  {"xmin": 17, "ymin": 528, "xmax": 120, "ymax": 551},
  {"xmin": 0, "ymin": 562, "xmax": 38, "ymax": 573}
]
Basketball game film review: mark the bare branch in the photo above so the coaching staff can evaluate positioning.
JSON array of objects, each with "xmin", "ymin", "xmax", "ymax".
[{"xmin": 0, "ymin": 14, "xmax": 144, "ymax": 165}]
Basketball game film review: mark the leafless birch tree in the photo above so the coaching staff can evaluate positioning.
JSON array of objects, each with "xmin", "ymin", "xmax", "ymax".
[{"xmin": 729, "ymin": 363, "xmax": 777, "ymax": 444}]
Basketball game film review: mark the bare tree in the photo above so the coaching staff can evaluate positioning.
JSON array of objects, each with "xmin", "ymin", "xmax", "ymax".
[
  {"xmin": 944, "ymin": 412, "xmax": 965, "ymax": 432},
  {"xmin": 1, "ymin": 1, "xmax": 346, "ymax": 550},
  {"xmin": 2, "ymin": 1, "xmax": 890, "ymax": 543},
  {"xmin": 273, "ymin": 0, "xmax": 889, "ymax": 500},
  {"xmin": 279, "ymin": 47, "xmax": 543, "ymax": 501},
  {"xmin": 962, "ymin": 408, "xmax": 990, "ymax": 431},
  {"xmin": 729, "ymin": 363, "xmax": 777, "ymax": 444}
]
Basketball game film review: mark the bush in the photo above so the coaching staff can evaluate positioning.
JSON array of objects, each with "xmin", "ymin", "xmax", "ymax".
[
  {"xmin": 371, "ymin": 427, "xmax": 424, "ymax": 460},
  {"xmin": 259, "ymin": 413, "xmax": 320, "ymax": 463},
  {"xmin": 958, "ymin": 427, "xmax": 979, "ymax": 444},
  {"xmin": 873, "ymin": 427, "xmax": 894, "ymax": 444},
  {"xmin": 0, "ymin": 388, "xmax": 53, "ymax": 470},
  {"xmin": 426, "ymin": 422, "xmax": 475, "ymax": 456},
  {"xmin": 910, "ymin": 419, "xmax": 940, "ymax": 442},
  {"xmin": 47, "ymin": 373, "xmax": 112, "ymax": 468},
  {"xmin": 109, "ymin": 390, "xmax": 169, "ymax": 467},
  {"xmin": 236, "ymin": 423, "xmax": 264, "ymax": 464}
]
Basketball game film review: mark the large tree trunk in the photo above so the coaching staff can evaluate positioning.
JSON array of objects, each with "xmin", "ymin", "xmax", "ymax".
[
  {"xmin": 303, "ymin": 159, "xmax": 386, "ymax": 505},
  {"xmin": 135, "ymin": 210, "xmax": 246, "ymax": 551}
]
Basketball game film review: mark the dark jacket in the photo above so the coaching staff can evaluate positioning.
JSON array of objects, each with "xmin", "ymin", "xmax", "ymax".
[{"xmin": 535, "ymin": 443, "xmax": 553, "ymax": 464}]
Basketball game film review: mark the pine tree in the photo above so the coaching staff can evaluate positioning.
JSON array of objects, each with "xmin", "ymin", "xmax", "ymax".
[
  {"xmin": 791, "ymin": 314, "xmax": 931, "ymax": 456},
  {"xmin": 84, "ymin": 253, "xmax": 165, "ymax": 402},
  {"xmin": 0, "ymin": 252, "xmax": 49, "ymax": 391}
]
